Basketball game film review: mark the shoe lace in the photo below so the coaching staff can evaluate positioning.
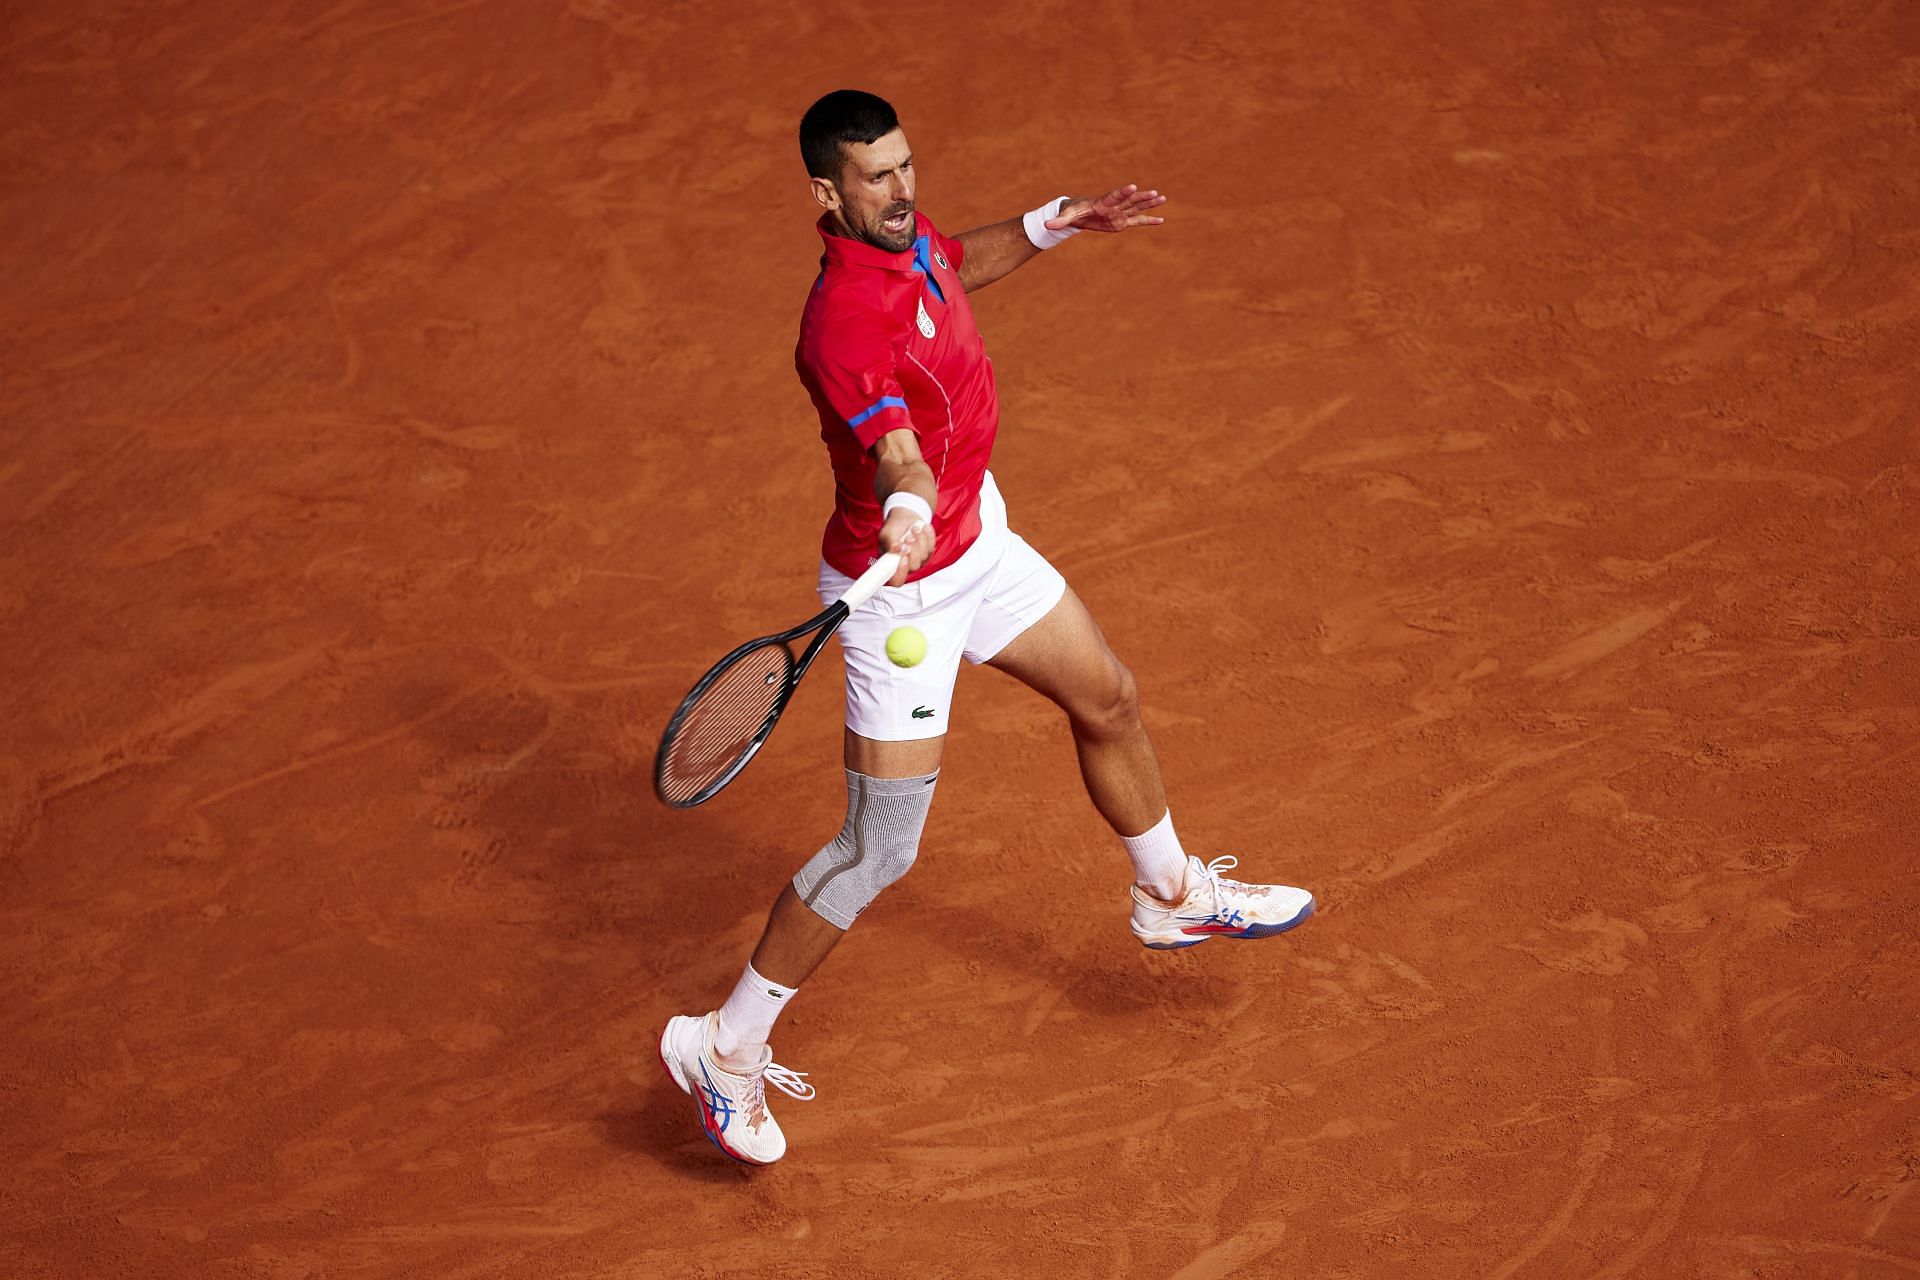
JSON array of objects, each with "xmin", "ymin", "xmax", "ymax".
[
  {"xmin": 742, "ymin": 1061, "xmax": 816, "ymax": 1126},
  {"xmin": 764, "ymin": 1062, "xmax": 815, "ymax": 1102},
  {"xmin": 1201, "ymin": 854, "xmax": 1240, "ymax": 881},
  {"xmin": 1197, "ymin": 854, "xmax": 1272, "ymax": 912}
]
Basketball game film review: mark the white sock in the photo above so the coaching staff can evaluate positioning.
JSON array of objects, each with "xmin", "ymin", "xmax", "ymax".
[
  {"xmin": 714, "ymin": 962, "xmax": 796, "ymax": 1060},
  {"xmin": 1120, "ymin": 810, "xmax": 1189, "ymax": 901}
]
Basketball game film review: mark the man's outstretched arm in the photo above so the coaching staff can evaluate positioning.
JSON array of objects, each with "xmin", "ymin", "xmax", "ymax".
[{"xmin": 954, "ymin": 184, "xmax": 1168, "ymax": 293}]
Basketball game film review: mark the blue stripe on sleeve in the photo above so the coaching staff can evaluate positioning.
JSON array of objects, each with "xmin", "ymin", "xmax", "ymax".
[{"xmin": 847, "ymin": 396, "xmax": 907, "ymax": 429}]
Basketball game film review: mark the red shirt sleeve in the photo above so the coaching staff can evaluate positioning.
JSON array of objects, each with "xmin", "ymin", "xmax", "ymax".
[{"xmin": 800, "ymin": 311, "xmax": 915, "ymax": 450}]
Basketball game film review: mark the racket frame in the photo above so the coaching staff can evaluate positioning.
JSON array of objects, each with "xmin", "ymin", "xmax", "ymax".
[{"xmin": 653, "ymin": 551, "xmax": 902, "ymax": 808}]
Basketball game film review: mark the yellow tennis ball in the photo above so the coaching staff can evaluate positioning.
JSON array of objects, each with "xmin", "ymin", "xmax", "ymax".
[{"xmin": 885, "ymin": 625, "xmax": 928, "ymax": 668}]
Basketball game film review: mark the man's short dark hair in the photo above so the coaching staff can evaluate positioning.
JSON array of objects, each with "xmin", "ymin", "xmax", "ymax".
[{"xmin": 800, "ymin": 90, "xmax": 899, "ymax": 181}]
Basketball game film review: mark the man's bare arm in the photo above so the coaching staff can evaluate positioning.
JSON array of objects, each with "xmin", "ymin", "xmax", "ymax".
[
  {"xmin": 955, "ymin": 217, "xmax": 1041, "ymax": 292},
  {"xmin": 954, "ymin": 185, "xmax": 1168, "ymax": 292},
  {"xmin": 871, "ymin": 427, "xmax": 937, "ymax": 586}
]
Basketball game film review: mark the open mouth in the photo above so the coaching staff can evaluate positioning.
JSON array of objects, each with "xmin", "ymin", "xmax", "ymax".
[{"xmin": 881, "ymin": 209, "xmax": 912, "ymax": 235}]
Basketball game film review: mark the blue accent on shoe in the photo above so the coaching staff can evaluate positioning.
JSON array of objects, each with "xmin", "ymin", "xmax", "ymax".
[
  {"xmin": 692, "ymin": 1059, "xmax": 757, "ymax": 1165},
  {"xmin": 1159, "ymin": 898, "xmax": 1315, "ymax": 948},
  {"xmin": 697, "ymin": 1109, "xmax": 745, "ymax": 1163},
  {"xmin": 701, "ymin": 1088, "xmax": 734, "ymax": 1131},
  {"xmin": 1228, "ymin": 899, "xmax": 1315, "ymax": 939},
  {"xmin": 663, "ymin": 1042, "xmax": 750, "ymax": 1165},
  {"xmin": 696, "ymin": 1063, "xmax": 735, "ymax": 1133}
]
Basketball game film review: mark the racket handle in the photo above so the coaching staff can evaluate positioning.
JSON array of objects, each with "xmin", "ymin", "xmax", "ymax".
[{"xmin": 838, "ymin": 552, "xmax": 903, "ymax": 612}]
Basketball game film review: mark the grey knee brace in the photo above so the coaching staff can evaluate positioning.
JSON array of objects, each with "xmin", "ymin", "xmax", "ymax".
[{"xmin": 792, "ymin": 769, "xmax": 938, "ymax": 929}]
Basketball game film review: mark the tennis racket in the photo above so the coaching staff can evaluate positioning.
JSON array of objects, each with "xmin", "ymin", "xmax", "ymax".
[{"xmin": 654, "ymin": 551, "xmax": 902, "ymax": 808}]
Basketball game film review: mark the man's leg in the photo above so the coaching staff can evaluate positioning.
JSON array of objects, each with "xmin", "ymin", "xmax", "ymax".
[
  {"xmin": 985, "ymin": 586, "xmax": 1180, "ymax": 890},
  {"xmin": 665, "ymin": 513, "xmax": 976, "ymax": 1164},
  {"xmin": 707, "ymin": 729, "xmax": 943, "ymax": 1072},
  {"xmin": 743, "ymin": 731, "xmax": 945, "ymax": 996},
  {"xmin": 658, "ymin": 730, "xmax": 943, "ymax": 1165},
  {"xmin": 985, "ymin": 583, "xmax": 1314, "ymax": 948}
]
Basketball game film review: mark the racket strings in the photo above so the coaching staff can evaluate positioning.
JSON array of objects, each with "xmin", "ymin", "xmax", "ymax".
[{"xmin": 659, "ymin": 644, "xmax": 792, "ymax": 805}]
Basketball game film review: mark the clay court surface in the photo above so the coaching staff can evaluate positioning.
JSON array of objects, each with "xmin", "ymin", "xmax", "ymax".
[{"xmin": 4, "ymin": 1, "xmax": 1919, "ymax": 1276}]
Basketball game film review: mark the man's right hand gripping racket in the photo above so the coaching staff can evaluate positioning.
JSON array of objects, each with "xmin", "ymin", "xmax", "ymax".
[{"xmin": 654, "ymin": 552, "xmax": 902, "ymax": 808}]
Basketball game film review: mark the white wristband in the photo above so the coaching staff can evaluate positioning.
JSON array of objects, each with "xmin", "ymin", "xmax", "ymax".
[
  {"xmin": 1022, "ymin": 196, "xmax": 1081, "ymax": 251},
  {"xmin": 881, "ymin": 491, "xmax": 934, "ymax": 526}
]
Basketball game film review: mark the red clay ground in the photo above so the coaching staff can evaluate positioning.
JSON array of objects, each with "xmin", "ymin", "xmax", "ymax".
[{"xmin": 3, "ymin": 1, "xmax": 1918, "ymax": 1276}]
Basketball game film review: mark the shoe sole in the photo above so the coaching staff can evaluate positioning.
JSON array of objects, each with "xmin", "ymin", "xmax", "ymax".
[
  {"xmin": 1139, "ymin": 898, "xmax": 1316, "ymax": 950},
  {"xmin": 657, "ymin": 1020, "xmax": 768, "ymax": 1167}
]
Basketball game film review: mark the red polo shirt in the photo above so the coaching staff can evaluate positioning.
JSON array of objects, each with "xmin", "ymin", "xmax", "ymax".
[{"xmin": 796, "ymin": 212, "xmax": 999, "ymax": 582}]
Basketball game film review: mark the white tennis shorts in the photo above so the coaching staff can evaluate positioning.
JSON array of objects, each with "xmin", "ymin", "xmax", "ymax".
[{"xmin": 817, "ymin": 471, "xmax": 1067, "ymax": 742}]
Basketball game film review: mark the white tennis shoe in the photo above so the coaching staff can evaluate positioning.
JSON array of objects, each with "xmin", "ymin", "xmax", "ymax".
[
  {"xmin": 659, "ymin": 1011, "xmax": 814, "ymax": 1166},
  {"xmin": 1130, "ymin": 854, "xmax": 1315, "ymax": 950}
]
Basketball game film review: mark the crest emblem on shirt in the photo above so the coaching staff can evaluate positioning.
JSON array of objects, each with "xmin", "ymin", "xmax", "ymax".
[
  {"xmin": 933, "ymin": 249, "xmax": 950, "ymax": 271},
  {"xmin": 916, "ymin": 297, "xmax": 936, "ymax": 339}
]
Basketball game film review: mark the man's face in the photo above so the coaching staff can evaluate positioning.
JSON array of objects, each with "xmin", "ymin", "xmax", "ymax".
[{"xmin": 813, "ymin": 128, "xmax": 916, "ymax": 252}]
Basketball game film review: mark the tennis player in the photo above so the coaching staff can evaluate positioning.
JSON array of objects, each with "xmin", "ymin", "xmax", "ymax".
[{"xmin": 660, "ymin": 90, "xmax": 1315, "ymax": 1165}]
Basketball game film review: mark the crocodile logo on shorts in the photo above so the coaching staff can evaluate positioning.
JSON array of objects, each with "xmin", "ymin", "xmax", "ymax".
[{"xmin": 911, "ymin": 705, "xmax": 936, "ymax": 720}]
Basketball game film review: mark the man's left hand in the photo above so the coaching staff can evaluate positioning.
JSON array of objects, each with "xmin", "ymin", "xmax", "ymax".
[{"xmin": 1045, "ymin": 184, "xmax": 1168, "ymax": 235}]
